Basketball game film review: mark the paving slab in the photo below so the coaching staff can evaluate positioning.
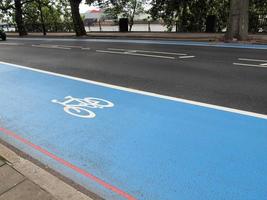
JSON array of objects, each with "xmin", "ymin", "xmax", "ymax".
[
  {"xmin": 0, "ymin": 165, "xmax": 25, "ymax": 194},
  {"xmin": 0, "ymin": 159, "xmax": 4, "ymax": 167},
  {"xmin": 0, "ymin": 180, "xmax": 56, "ymax": 200},
  {"xmin": 0, "ymin": 143, "xmax": 94, "ymax": 200}
]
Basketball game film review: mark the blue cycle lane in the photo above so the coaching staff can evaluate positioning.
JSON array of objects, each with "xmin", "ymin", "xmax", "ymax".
[{"xmin": 0, "ymin": 62, "xmax": 267, "ymax": 200}]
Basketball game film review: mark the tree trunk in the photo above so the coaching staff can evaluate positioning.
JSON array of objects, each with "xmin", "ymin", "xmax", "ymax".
[
  {"xmin": 69, "ymin": 0, "xmax": 86, "ymax": 36},
  {"xmin": 225, "ymin": 0, "xmax": 249, "ymax": 41},
  {"xmin": 14, "ymin": 0, "xmax": 27, "ymax": 36},
  {"xmin": 38, "ymin": 0, "xmax": 46, "ymax": 36},
  {"xmin": 129, "ymin": 18, "xmax": 134, "ymax": 32},
  {"xmin": 129, "ymin": 0, "xmax": 137, "ymax": 32}
]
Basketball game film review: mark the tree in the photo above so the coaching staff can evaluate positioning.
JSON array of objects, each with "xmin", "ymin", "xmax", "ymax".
[
  {"xmin": 225, "ymin": 0, "xmax": 249, "ymax": 41},
  {"xmin": 15, "ymin": 0, "xmax": 28, "ymax": 35},
  {"xmin": 208, "ymin": 0, "xmax": 230, "ymax": 32},
  {"xmin": 0, "ymin": 0, "xmax": 14, "ymax": 24},
  {"xmin": 57, "ymin": 0, "xmax": 73, "ymax": 32},
  {"xmin": 150, "ymin": 0, "xmax": 185, "ymax": 32},
  {"xmin": 69, "ymin": 0, "xmax": 86, "ymax": 36},
  {"xmin": 0, "ymin": 0, "xmax": 28, "ymax": 36},
  {"xmin": 249, "ymin": 0, "xmax": 267, "ymax": 33},
  {"xmin": 23, "ymin": 0, "xmax": 63, "ymax": 35},
  {"xmin": 101, "ymin": 0, "xmax": 146, "ymax": 31},
  {"xmin": 68, "ymin": 0, "xmax": 98, "ymax": 36},
  {"xmin": 150, "ymin": 0, "xmax": 230, "ymax": 32}
]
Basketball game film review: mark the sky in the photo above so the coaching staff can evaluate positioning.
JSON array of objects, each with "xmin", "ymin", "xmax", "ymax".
[
  {"xmin": 79, "ymin": 0, "xmax": 152, "ymax": 14},
  {"xmin": 79, "ymin": 1, "xmax": 93, "ymax": 13}
]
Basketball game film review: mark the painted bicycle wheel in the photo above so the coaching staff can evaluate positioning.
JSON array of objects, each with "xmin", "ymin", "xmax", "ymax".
[
  {"xmin": 84, "ymin": 97, "xmax": 114, "ymax": 109},
  {"xmin": 64, "ymin": 106, "xmax": 96, "ymax": 118}
]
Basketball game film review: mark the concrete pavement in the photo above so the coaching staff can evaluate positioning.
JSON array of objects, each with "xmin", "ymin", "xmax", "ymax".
[
  {"xmin": 0, "ymin": 143, "xmax": 95, "ymax": 200},
  {"xmin": 6, "ymin": 32, "xmax": 267, "ymax": 44},
  {"xmin": 0, "ymin": 156, "xmax": 56, "ymax": 200}
]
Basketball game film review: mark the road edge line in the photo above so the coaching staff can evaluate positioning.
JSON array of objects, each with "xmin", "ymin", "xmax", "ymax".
[
  {"xmin": 0, "ymin": 61, "xmax": 266, "ymax": 120},
  {"xmin": 0, "ymin": 127, "xmax": 137, "ymax": 200}
]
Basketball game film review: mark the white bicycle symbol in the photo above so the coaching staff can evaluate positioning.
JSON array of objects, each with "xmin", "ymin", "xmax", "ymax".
[{"xmin": 52, "ymin": 96, "xmax": 114, "ymax": 119}]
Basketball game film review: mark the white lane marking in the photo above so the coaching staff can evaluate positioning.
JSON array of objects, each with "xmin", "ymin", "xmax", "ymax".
[
  {"xmin": 0, "ymin": 43, "xmax": 23, "ymax": 46},
  {"xmin": 38, "ymin": 44, "xmax": 90, "ymax": 49},
  {"xmin": 96, "ymin": 50, "xmax": 175, "ymax": 59},
  {"xmin": 106, "ymin": 48, "xmax": 125, "ymax": 51},
  {"xmin": 179, "ymin": 55, "xmax": 195, "ymax": 59},
  {"xmin": 238, "ymin": 58, "xmax": 267, "ymax": 63},
  {"xmin": 32, "ymin": 44, "xmax": 70, "ymax": 50},
  {"xmin": 260, "ymin": 63, "xmax": 267, "ymax": 66},
  {"xmin": 0, "ymin": 61, "xmax": 266, "ymax": 120},
  {"xmin": 56, "ymin": 45, "xmax": 83, "ymax": 48},
  {"xmin": 33, "ymin": 44, "xmax": 90, "ymax": 50},
  {"xmin": 107, "ymin": 48, "xmax": 187, "ymax": 56},
  {"xmin": 233, "ymin": 63, "xmax": 267, "ymax": 68},
  {"xmin": 38, "ymin": 44, "xmax": 82, "ymax": 48},
  {"xmin": 7, "ymin": 37, "xmax": 267, "ymax": 50}
]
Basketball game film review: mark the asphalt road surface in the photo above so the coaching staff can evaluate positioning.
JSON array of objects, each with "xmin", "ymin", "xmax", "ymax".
[{"xmin": 0, "ymin": 38, "xmax": 266, "ymax": 114}]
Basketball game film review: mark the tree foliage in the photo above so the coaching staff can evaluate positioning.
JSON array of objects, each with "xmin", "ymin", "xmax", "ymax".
[
  {"xmin": 249, "ymin": 0, "xmax": 267, "ymax": 32},
  {"xmin": 99, "ymin": 0, "xmax": 146, "ymax": 31},
  {"xmin": 23, "ymin": 0, "xmax": 73, "ymax": 33},
  {"xmin": 150, "ymin": 0, "xmax": 230, "ymax": 32},
  {"xmin": 1, "ymin": 0, "xmax": 267, "ymax": 37}
]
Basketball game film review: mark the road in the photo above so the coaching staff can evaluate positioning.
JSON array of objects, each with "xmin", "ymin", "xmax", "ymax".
[
  {"xmin": 0, "ymin": 38, "xmax": 267, "ymax": 200},
  {"xmin": 0, "ymin": 38, "xmax": 267, "ymax": 114}
]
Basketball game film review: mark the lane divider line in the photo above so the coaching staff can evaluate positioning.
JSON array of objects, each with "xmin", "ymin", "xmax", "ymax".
[
  {"xmin": 8, "ymin": 37, "xmax": 267, "ymax": 50},
  {"xmin": 233, "ymin": 62, "xmax": 267, "ymax": 68},
  {"xmin": 179, "ymin": 55, "xmax": 195, "ymax": 59},
  {"xmin": 56, "ymin": 45, "xmax": 83, "ymax": 49},
  {"xmin": 96, "ymin": 50, "xmax": 175, "ymax": 59},
  {"xmin": 0, "ymin": 61, "xmax": 266, "ymax": 119},
  {"xmin": 33, "ymin": 44, "xmax": 90, "ymax": 50},
  {"xmin": 238, "ymin": 58, "xmax": 267, "ymax": 63},
  {"xmin": 0, "ymin": 127, "xmax": 137, "ymax": 200},
  {"xmin": 81, "ymin": 48, "xmax": 91, "ymax": 50},
  {"xmin": 31, "ymin": 45, "xmax": 71, "ymax": 50},
  {"xmin": 0, "ymin": 43, "xmax": 23, "ymax": 46},
  {"xmin": 107, "ymin": 48, "xmax": 187, "ymax": 56}
]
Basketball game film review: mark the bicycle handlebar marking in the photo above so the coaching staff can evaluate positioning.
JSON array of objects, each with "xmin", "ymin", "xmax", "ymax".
[{"xmin": 51, "ymin": 96, "xmax": 114, "ymax": 118}]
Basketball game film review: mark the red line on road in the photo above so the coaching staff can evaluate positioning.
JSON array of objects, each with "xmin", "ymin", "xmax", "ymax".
[{"xmin": 0, "ymin": 127, "xmax": 137, "ymax": 200}]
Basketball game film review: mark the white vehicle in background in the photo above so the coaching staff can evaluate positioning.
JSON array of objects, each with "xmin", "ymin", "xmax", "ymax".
[
  {"xmin": 0, "ymin": 24, "xmax": 16, "ymax": 32},
  {"xmin": 258, "ymin": 26, "xmax": 267, "ymax": 33}
]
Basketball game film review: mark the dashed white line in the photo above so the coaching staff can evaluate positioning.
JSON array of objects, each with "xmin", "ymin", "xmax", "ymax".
[
  {"xmin": 179, "ymin": 55, "xmax": 196, "ymax": 59},
  {"xmin": 32, "ymin": 45, "xmax": 71, "ymax": 50},
  {"xmin": 56, "ymin": 45, "xmax": 83, "ymax": 49},
  {"xmin": 0, "ymin": 43, "xmax": 23, "ymax": 46},
  {"xmin": 238, "ymin": 58, "xmax": 267, "ymax": 63},
  {"xmin": 233, "ymin": 63, "xmax": 267, "ymax": 68},
  {"xmin": 107, "ymin": 48, "xmax": 187, "ymax": 56},
  {"xmin": 81, "ymin": 48, "xmax": 91, "ymax": 50},
  {"xmin": 96, "ymin": 50, "xmax": 175, "ymax": 59}
]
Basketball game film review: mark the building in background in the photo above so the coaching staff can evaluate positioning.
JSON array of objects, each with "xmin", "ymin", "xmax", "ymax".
[{"xmin": 82, "ymin": 7, "xmax": 162, "ymax": 32}]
